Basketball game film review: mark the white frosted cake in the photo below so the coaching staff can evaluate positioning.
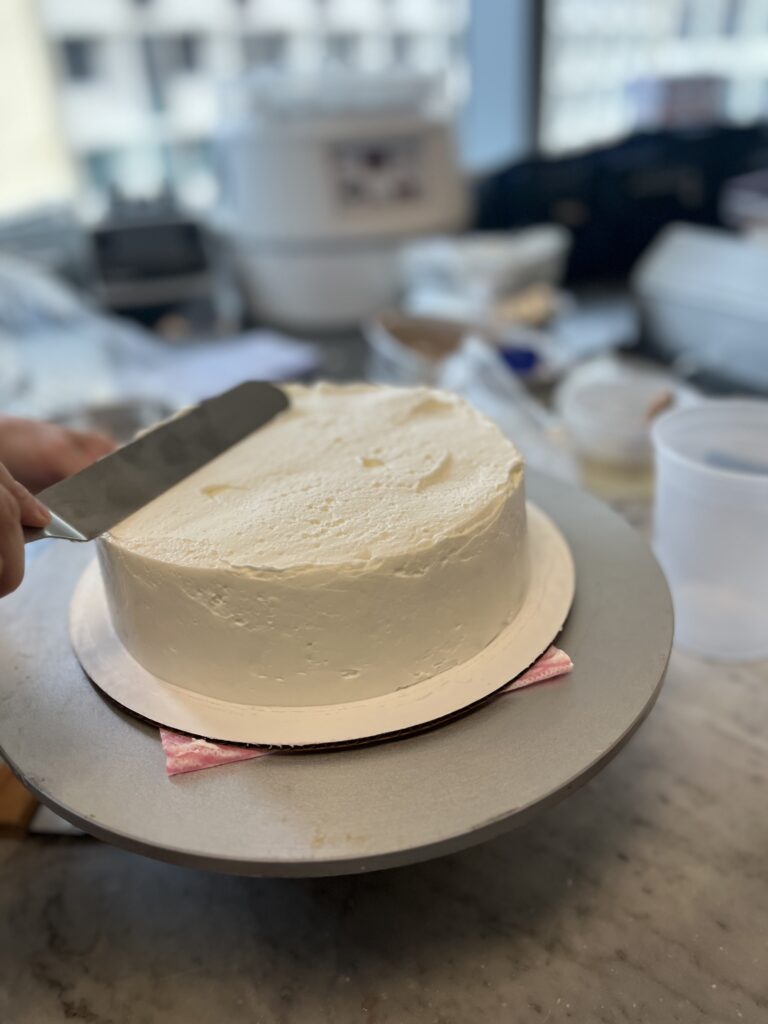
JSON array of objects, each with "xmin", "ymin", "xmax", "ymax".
[{"xmin": 98, "ymin": 384, "xmax": 529, "ymax": 705}]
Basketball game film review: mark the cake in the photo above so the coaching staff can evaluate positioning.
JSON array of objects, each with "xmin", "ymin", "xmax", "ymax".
[{"xmin": 98, "ymin": 383, "xmax": 528, "ymax": 705}]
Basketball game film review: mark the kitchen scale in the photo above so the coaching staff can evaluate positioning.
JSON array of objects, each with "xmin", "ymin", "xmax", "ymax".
[{"xmin": 0, "ymin": 472, "xmax": 672, "ymax": 876}]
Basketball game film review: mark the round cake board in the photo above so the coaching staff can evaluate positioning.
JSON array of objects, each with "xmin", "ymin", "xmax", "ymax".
[
  {"xmin": 69, "ymin": 503, "xmax": 574, "ymax": 748},
  {"xmin": 0, "ymin": 472, "xmax": 673, "ymax": 876}
]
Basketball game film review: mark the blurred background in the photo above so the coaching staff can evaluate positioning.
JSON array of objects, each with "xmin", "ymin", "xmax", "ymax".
[{"xmin": 3, "ymin": 0, "xmax": 768, "ymax": 508}]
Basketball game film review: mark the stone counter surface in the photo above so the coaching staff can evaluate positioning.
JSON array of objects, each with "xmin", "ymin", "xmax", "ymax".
[{"xmin": 1, "ymin": 650, "xmax": 766, "ymax": 1023}]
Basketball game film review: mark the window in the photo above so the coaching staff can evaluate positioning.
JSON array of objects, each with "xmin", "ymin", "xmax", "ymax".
[
  {"xmin": 244, "ymin": 34, "xmax": 288, "ymax": 67},
  {"xmin": 173, "ymin": 139, "xmax": 213, "ymax": 179},
  {"xmin": 85, "ymin": 150, "xmax": 117, "ymax": 191},
  {"xmin": 140, "ymin": 37, "xmax": 166, "ymax": 111},
  {"xmin": 540, "ymin": 0, "xmax": 768, "ymax": 155},
  {"xmin": 37, "ymin": 0, "xmax": 469, "ymax": 208},
  {"xmin": 326, "ymin": 34, "xmax": 357, "ymax": 67},
  {"xmin": 61, "ymin": 39, "xmax": 97, "ymax": 82},
  {"xmin": 391, "ymin": 33, "xmax": 411, "ymax": 67},
  {"xmin": 177, "ymin": 35, "xmax": 201, "ymax": 73}
]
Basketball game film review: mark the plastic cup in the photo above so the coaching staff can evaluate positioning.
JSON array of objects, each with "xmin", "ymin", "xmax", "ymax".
[{"xmin": 652, "ymin": 400, "xmax": 768, "ymax": 660}]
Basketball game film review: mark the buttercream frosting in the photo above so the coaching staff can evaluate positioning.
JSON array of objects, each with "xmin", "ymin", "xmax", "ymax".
[{"xmin": 98, "ymin": 383, "xmax": 528, "ymax": 706}]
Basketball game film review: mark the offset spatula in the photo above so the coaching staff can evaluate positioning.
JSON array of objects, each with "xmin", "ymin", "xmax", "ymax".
[{"xmin": 24, "ymin": 381, "xmax": 289, "ymax": 544}]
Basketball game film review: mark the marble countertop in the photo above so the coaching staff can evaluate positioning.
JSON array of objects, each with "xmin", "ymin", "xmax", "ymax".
[
  {"xmin": 1, "ymin": 325, "xmax": 766, "ymax": 1020},
  {"xmin": 1, "ymin": 645, "xmax": 767, "ymax": 1022}
]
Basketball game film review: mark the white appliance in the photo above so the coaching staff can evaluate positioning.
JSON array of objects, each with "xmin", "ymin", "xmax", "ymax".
[{"xmin": 215, "ymin": 72, "xmax": 467, "ymax": 331}]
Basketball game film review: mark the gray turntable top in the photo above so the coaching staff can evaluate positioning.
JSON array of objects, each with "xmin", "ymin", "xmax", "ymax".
[{"xmin": 0, "ymin": 472, "xmax": 672, "ymax": 876}]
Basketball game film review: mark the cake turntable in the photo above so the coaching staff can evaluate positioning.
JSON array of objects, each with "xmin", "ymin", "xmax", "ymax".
[{"xmin": 0, "ymin": 472, "xmax": 672, "ymax": 876}]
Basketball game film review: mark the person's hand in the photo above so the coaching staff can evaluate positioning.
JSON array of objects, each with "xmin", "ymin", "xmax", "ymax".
[
  {"xmin": 0, "ymin": 416, "xmax": 115, "ymax": 493},
  {"xmin": 0, "ymin": 463, "xmax": 50, "ymax": 597}
]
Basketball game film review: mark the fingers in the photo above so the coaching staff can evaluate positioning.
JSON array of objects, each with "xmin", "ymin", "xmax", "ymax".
[
  {"xmin": 57, "ymin": 430, "xmax": 115, "ymax": 481},
  {"xmin": 0, "ymin": 463, "xmax": 49, "ymax": 527},
  {"xmin": 0, "ymin": 484, "xmax": 24, "ymax": 598},
  {"xmin": 70, "ymin": 429, "xmax": 116, "ymax": 462},
  {"xmin": 0, "ymin": 417, "xmax": 116, "ymax": 492},
  {"xmin": 0, "ymin": 465, "xmax": 50, "ymax": 597},
  {"xmin": 50, "ymin": 428, "xmax": 116, "ymax": 481}
]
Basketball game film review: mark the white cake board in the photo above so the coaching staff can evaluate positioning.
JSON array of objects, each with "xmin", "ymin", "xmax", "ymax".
[{"xmin": 69, "ymin": 504, "xmax": 574, "ymax": 747}]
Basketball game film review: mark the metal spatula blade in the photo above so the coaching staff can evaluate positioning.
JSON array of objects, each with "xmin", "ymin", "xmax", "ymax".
[{"xmin": 24, "ymin": 381, "xmax": 289, "ymax": 544}]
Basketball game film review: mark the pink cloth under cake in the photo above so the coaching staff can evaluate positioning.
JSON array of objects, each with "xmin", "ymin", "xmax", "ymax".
[{"xmin": 160, "ymin": 644, "xmax": 574, "ymax": 777}]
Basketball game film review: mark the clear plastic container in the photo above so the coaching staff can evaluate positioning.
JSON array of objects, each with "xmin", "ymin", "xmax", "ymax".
[{"xmin": 652, "ymin": 400, "xmax": 768, "ymax": 660}]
